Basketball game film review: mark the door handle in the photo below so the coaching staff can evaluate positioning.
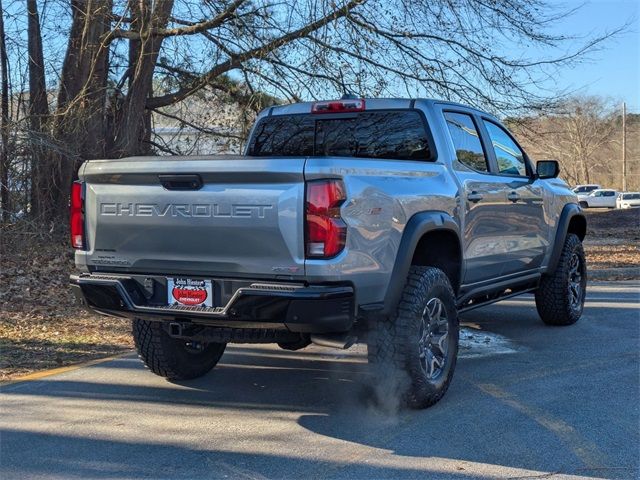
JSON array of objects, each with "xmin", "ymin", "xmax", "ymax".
[
  {"xmin": 507, "ymin": 191, "xmax": 520, "ymax": 203},
  {"xmin": 467, "ymin": 191, "xmax": 483, "ymax": 203}
]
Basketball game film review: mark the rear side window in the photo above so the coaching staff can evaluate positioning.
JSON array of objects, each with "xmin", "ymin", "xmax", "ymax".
[
  {"xmin": 248, "ymin": 111, "xmax": 433, "ymax": 161},
  {"xmin": 483, "ymin": 120, "xmax": 527, "ymax": 176},
  {"xmin": 443, "ymin": 112, "xmax": 488, "ymax": 172}
]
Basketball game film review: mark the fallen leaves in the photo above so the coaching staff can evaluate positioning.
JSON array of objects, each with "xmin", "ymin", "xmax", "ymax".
[{"xmin": 0, "ymin": 233, "xmax": 133, "ymax": 381}]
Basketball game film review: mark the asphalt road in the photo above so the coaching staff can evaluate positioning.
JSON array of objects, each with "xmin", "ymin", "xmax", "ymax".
[{"xmin": 1, "ymin": 281, "xmax": 639, "ymax": 480}]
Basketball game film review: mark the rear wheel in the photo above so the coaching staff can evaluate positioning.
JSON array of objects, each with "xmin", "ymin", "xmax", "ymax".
[
  {"xmin": 535, "ymin": 233, "xmax": 587, "ymax": 326},
  {"xmin": 579, "ymin": 201, "xmax": 588, "ymax": 208},
  {"xmin": 367, "ymin": 266, "xmax": 459, "ymax": 409},
  {"xmin": 133, "ymin": 319, "xmax": 226, "ymax": 380}
]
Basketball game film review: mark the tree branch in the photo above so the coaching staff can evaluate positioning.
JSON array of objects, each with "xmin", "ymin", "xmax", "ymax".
[
  {"xmin": 147, "ymin": 0, "xmax": 363, "ymax": 108},
  {"xmin": 108, "ymin": 0, "xmax": 246, "ymax": 41}
]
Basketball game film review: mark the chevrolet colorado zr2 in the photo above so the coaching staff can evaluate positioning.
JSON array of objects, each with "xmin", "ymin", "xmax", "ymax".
[{"xmin": 70, "ymin": 97, "xmax": 587, "ymax": 408}]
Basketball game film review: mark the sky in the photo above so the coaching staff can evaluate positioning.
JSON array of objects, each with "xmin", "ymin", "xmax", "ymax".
[{"xmin": 540, "ymin": 0, "xmax": 640, "ymax": 112}]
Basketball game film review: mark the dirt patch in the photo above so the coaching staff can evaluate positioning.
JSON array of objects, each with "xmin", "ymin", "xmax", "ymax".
[
  {"xmin": 0, "ymin": 230, "xmax": 133, "ymax": 381},
  {"xmin": 584, "ymin": 208, "xmax": 640, "ymax": 240},
  {"xmin": 583, "ymin": 209, "xmax": 640, "ymax": 272}
]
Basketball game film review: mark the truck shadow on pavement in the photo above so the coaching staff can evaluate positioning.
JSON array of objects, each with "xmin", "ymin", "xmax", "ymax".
[
  {"xmin": 1, "ymin": 287, "xmax": 639, "ymax": 479},
  {"xmin": 1, "ymin": 427, "xmax": 490, "ymax": 480}
]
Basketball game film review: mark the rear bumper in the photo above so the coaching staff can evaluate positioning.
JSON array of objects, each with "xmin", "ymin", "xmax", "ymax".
[{"xmin": 70, "ymin": 273, "xmax": 354, "ymax": 334}]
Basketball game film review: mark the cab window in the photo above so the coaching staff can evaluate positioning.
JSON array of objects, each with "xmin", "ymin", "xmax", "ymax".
[
  {"xmin": 482, "ymin": 120, "xmax": 527, "ymax": 176},
  {"xmin": 444, "ymin": 112, "xmax": 488, "ymax": 172},
  {"xmin": 248, "ymin": 111, "xmax": 433, "ymax": 161}
]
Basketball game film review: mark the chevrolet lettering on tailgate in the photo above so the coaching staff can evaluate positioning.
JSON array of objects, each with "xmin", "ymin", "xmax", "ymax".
[{"xmin": 99, "ymin": 203, "xmax": 274, "ymax": 218}]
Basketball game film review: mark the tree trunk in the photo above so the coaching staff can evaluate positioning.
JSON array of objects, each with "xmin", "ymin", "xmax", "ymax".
[
  {"xmin": 48, "ymin": 0, "xmax": 112, "ymax": 220},
  {"xmin": 112, "ymin": 0, "xmax": 174, "ymax": 157},
  {"xmin": 27, "ymin": 0, "xmax": 50, "ymax": 221},
  {"xmin": 0, "ymin": 0, "xmax": 9, "ymax": 223}
]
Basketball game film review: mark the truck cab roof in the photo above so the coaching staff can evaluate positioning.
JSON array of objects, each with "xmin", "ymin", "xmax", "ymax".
[{"xmin": 261, "ymin": 97, "xmax": 498, "ymax": 121}]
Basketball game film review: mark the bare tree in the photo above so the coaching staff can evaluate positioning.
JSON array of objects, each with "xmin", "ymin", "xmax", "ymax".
[
  {"xmin": 0, "ymin": 0, "xmax": 9, "ymax": 222},
  {"xmin": 2, "ymin": 0, "xmax": 627, "ymax": 224},
  {"xmin": 510, "ymin": 96, "xmax": 621, "ymax": 187},
  {"xmin": 27, "ymin": 0, "xmax": 50, "ymax": 219}
]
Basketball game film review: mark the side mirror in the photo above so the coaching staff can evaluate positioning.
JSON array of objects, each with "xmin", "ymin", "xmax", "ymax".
[{"xmin": 536, "ymin": 160, "xmax": 559, "ymax": 179}]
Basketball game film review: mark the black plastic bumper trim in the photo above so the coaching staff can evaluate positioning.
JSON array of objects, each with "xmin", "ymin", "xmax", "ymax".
[{"xmin": 70, "ymin": 274, "xmax": 354, "ymax": 333}]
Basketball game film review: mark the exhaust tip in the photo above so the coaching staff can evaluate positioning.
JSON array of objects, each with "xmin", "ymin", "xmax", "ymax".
[{"xmin": 310, "ymin": 333, "xmax": 357, "ymax": 350}]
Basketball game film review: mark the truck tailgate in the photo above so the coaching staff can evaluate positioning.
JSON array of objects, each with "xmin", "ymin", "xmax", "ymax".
[{"xmin": 78, "ymin": 155, "xmax": 306, "ymax": 278}]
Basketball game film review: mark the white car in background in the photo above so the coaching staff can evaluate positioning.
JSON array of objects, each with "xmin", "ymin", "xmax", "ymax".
[
  {"xmin": 579, "ymin": 189, "xmax": 617, "ymax": 208},
  {"xmin": 573, "ymin": 184, "xmax": 601, "ymax": 203},
  {"xmin": 573, "ymin": 184, "xmax": 600, "ymax": 196},
  {"xmin": 616, "ymin": 192, "xmax": 640, "ymax": 209}
]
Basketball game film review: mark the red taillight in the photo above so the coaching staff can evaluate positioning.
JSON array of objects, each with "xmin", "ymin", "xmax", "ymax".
[
  {"xmin": 312, "ymin": 99, "xmax": 365, "ymax": 114},
  {"xmin": 306, "ymin": 179, "xmax": 347, "ymax": 258},
  {"xmin": 70, "ymin": 181, "xmax": 85, "ymax": 249}
]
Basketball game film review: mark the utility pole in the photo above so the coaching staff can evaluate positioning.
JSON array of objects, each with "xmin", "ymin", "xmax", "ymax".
[{"xmin": 622, "ymin": 102, "xmax": 627, "ymax": 192}]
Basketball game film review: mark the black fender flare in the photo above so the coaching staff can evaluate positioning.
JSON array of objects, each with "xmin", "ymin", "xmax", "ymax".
[
  {"xmin": 546, "ymin": 203, "xmax": 586, "ymax": 274},
  {"xmin": 382, "ymin": 211, "xmax": 462, "ymax": 314}
]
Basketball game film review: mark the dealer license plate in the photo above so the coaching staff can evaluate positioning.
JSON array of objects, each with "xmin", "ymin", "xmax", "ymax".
[{"xmin": 167, "ymin": 278, "xmax": 213, "ymax": 307}]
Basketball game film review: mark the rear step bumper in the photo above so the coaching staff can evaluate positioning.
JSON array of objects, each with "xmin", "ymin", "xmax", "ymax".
[{"xmin": 70, "ymin": 274, "xmax": 354, "ymax": 333}]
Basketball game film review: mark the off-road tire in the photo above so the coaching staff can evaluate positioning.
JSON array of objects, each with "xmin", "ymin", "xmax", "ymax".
[
  {"xmin": 367, "ymin": 266, "xmax": 459, "ymax": 409},
  {"xmin": 133, "ymin": 319, "xmax": 226, "ymax": 380},
  {"xmin": 535, "ymin": 233, "xmax": 587, "ymax": 326}
]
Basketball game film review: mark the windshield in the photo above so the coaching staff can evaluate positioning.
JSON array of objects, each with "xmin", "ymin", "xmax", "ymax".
[
  {"xmin": 248, "ymin": 110, "xmax": 433, "ymax": 161},
  {"xmin": 574, "ymin": 186, "xmax": 598, "ymax": 193},
  {"xmin": 622, "ymin": 193, "xmax": 640, "ymax": 200}
]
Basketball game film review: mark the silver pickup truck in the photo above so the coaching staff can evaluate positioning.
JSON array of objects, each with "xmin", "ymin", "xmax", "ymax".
[{"xmin": 70, "ymin": 97, "xmax": 587, "ymax": 408}]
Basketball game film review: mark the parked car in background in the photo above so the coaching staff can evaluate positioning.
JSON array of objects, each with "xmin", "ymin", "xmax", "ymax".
[
  {"xmin": 616, "ymin": 192, "xmax": 640, "ymax": 209},
  {"xmin": 573, "ymin": 184, "xmax": 600, "ymax": 195},
  {"xmin": 573, "ymin": 184, "xmax": 600, "ymax": 203},
  {"xmin": 579, "ymin": 189, "xmax": 617, "ymax": 208}
]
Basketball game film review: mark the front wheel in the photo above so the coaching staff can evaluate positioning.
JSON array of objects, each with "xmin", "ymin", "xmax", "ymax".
[
  {"xmin": 367, "ymin": 266, "xmax": 459, "ymax": 409},
  {"xmin": 535, "ymin": 233, "xmax": 587, "ymax": 326},
  {"xmin": 133, "ymin": 319, "xmax": 226, "ymax": 380}
]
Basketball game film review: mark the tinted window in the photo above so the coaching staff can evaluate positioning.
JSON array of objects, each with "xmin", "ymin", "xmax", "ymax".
[
  {"xmin": 248, "ymin": 111, "xmax": 432, "ymax": 161},
  {"xmin": 623, "ymin": 193, "xmax": 640, "ymax": 199},
  {"xmin": 444, "ymin": 112, "xmax": 488, "ymax": 172},
  {"xmin": 316, "ymin": 111, "xmax": 430, "ymax": 160},
  {"xmin": 604, "ymin": 191, "xmax": 615, "ymax": 197},
  {"xmin": 483, "ymin": 121, "xmax": 527, "ymax": 176},
  {"xmin": 248, "ymin": 115, "xmax": 314, "ymax": 156}
]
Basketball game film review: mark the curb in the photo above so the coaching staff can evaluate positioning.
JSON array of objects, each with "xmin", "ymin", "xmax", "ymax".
[{"xmin": 0, "ymin": 352, "xmax": 133, "ymax": 387}]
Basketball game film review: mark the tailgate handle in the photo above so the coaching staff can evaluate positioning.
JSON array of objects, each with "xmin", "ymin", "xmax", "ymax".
[{"xmin": 159, "ymin": 174, "xmax": 203, "ymax": 190}]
